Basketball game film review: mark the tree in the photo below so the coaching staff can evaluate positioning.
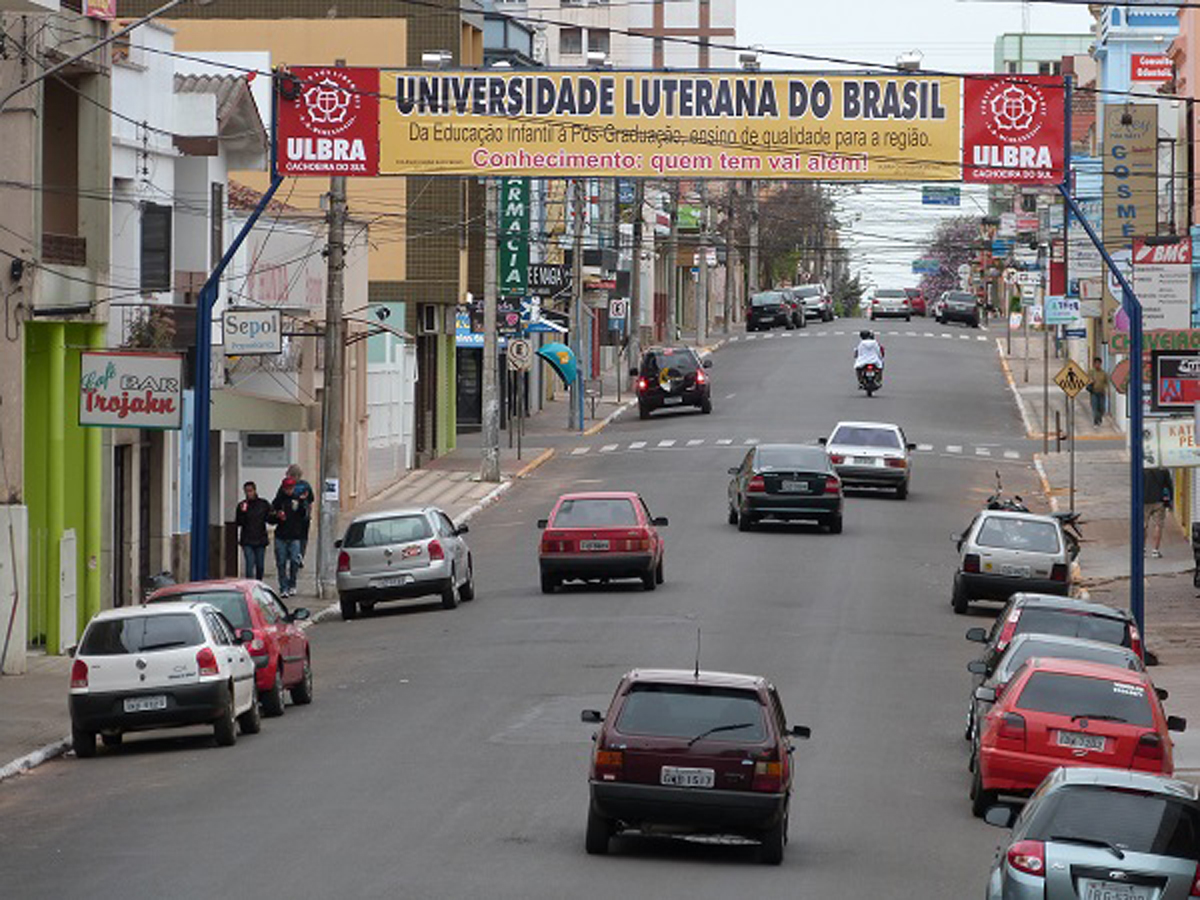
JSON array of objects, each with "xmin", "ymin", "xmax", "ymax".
[
  {"xmin": 918, "ymin": 216, "xmax": 978, "ymax": 299},
  {"xmin": 731, "ymin": 182, "xmax": 840, "ymax": 290}
]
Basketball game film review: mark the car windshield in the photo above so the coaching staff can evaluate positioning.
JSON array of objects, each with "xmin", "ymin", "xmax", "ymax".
[
  {"xmin": 552, "ymin": 498, "xmax": 639, "ymax": 527},
  {"xmin": 646, "ymin": 350, "xmax": 697, "ymax": 374},
  {"xmin": 947, "ymin": 293, "xmax": 975, "ymax": 304},
  {"xmin": 831, "ymin": 426, "xmax": 901, "ymax": 449},
  {"xmin": 616, "ymin": 684, "xmax": 767, "ymax": 742},
  {"xmin": 80, "ymin": 614, "xmax": 205, "ymax": 656},
  {"xmin": 875, "ymin": 290, "xmax": 906, "ymax": 299},
  {"xmin": 756, "ymin": 446, "xmax": 828, "ymax": 471},
  {"xmin": 1013, "ymin": 608, "xmax": 1131, "ymax": 648},
  {"xmin": 793, "ymin": 286, "xmax": 822, "ymax": 298},
  {"xmin": 344, "ymin": 515, "xmax": 432, "ymax": 548},
  {"xmin": 1014, "ymin": 672, "xmax": 1154, "ymax": 727},
  {"xmin": 152, "ymin": 591, "xmax": 250, "ymax": 630},
  {"xmin": 1023, "ymin": 786, "xmax": 1200, "ymax": 858},
  {"xmin": 751, "ymin": 292, "xmax": 786, "ymax": 307},
  {"xmin": 1000, "ymin": 639, "xmax": 1140, "ymax": 681},
  {"xmin": 976, "ymin": 517, "xmax": 1061, "ymax": 553}
]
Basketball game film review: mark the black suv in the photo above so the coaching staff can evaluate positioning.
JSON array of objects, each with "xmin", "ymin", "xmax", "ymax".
[{"xmin": 632, "ymin": 346, "xmax": 712, "ymax": 419}]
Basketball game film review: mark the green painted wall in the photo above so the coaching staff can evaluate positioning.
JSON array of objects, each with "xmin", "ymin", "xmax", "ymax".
[{"xmin": 367, "ymin": 302, "xmax": 406, "ymax": 364}]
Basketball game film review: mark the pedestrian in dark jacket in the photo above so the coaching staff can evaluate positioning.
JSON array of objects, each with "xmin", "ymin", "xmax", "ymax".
[
  {"xmin": 235, "ymin": 482, "xmax": 272, "ymax": 580},
  {"xmin": 286, "ymin": 463, "xmax": 314, "ymax": 565},
  {"xmin": 271, "ymin": 478, "xmax": 309, "ymax": 596}
]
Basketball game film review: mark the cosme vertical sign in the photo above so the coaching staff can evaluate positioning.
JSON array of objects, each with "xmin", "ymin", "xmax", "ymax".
[
  {"xmin": 499, "ymin": 177, "xmax": 530, "ymax": 298},
  {"xmin": 1102, "ymin": 104, "xmax": 1158, "ymax": 331}
]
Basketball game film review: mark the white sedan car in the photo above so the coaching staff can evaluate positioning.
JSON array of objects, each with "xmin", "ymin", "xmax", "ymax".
[
  {"xmin": 820, "ymin": 421, "xmax": 914, "ymax": 499},
  {"xmin": 68, "ymin": 601, "xmax": 260, "ymax": 756}
]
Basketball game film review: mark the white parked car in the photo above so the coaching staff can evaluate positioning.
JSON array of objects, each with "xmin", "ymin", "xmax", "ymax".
[
  {"xmin": 68, "ymin": 602, "xmax": 260, "ymax": 756},
  {"xmin": 951, "ymin": 511, "xmax": 1073, "ymax": 614}
]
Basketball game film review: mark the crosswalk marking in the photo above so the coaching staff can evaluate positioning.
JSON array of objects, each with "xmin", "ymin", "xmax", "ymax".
[
  {"xmin": 717, "ymin": 438, "xmax": 733, "ymax": 445},
  {"xmin": 906, "ymin": 331, "xmax": 917, "ymax": 336},
  {"xmin": 923, "ymin": 332, "xmax": 934, "ymax": 337},
  {"xmin": 917, "ymin": 443, "xmax": 934, "ymax": 451},
  {"xmin": 947, "ymin": 445, "xmax": 963, "ymax": 453},
  {"xmin": 1004, "ymin": 450, "xmax": 1020, "ymax": 459},
  {"xmin": 816, "ymin": 331, "xmax": 828, "ymax": 336},
  {"xmin": 600, "ymin": 444, "xmax": 618, "ymax": 453},
  {"xmin": 630, "ymin": 441, "xmax": 647, "ymax": 449},
  {"xmin": 960, "ymin": 335, "xmax": 970, "ymax": 340},
  {"xmin": 687, "ymin": 439, "xmax": 705, "ymax": 447},
  {"xmin": 569, "ymin": 438, "xmax": 1023, "ymax": 460},
  {"xmin": 975, "ymin": 448, "xmax": 991, "ymax": 457},
  {"xmin": 657, "ymin": 439, "xmax": 676, "ymax": 448},
  {"xmin": 940, "ymin": 334, "xmax": 951, "ymax": 339},
  {"xmin": 977, "ymin": 335, "xmax": 988, "ymax": 341},
  {"xmin": 571, "ymin": 446, "xmax": 590, "ymax": 455},
  {"xmin": 745, "ymin": 438, "xmax": 760, "ymax": 445}
]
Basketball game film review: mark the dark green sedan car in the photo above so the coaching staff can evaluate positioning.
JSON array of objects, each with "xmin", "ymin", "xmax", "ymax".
[{"xmin": 727, "ymin": 444, "xmax": 844, "ymax": 534}]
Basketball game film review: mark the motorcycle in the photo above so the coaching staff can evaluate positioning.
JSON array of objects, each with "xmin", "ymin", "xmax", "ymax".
[
  {"xmin": 857, "ymin": 364, "xmax": 882, "ymax": 397},
  {"xmin": 1053, "ymin": 511, "xmax": 1083, "ymax": 561},
  {"xmin": 985, "ymin": 470, "xmax": 1029, "ymax": 513}
]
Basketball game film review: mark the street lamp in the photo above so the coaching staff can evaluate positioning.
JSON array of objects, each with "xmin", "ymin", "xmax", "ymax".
[{"xmin": 0, "ymin": 0, "xmax": 215, "ymax": 114}]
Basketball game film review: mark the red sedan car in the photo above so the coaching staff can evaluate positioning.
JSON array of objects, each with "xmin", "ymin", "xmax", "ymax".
[
  {"xmin": 904, "ymin": 288, "xmax": 926, "ymax": 316},
  {"xmin": 971, "ymin": 657, "xmax": 1186, "ymax": 817},
  {"xmin": 537, "ymin": 492, "xmax": 667, "ymax": 593},
  {"xmin": 149, "ymin": 579, "xmax": 313, "ymax": 716}
]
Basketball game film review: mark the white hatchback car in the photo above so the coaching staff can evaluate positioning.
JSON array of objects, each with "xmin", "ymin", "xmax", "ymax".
[
  {"xmin": 952, "ymin": 511, "xmax": 1073, "ymax": 614},
  {"xmin": 69, "ymin": 602, "xmax": 260, "ymax": 756}
]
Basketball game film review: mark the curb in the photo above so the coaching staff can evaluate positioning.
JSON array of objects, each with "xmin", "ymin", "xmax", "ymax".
[
  {"xmin": 0, "ymin": 737, "xmax": 71, "ymax": 785},
  {"xmin": 996, "ymin": 339, "xmax": 1038, "ymax": 439},
  {"xmin": 584, "ymin": 401, "xmax": 635, "ymax": 437},
  {"xmin": 515, "ymin": 446, "xmax": 556, "ymax": 478}
]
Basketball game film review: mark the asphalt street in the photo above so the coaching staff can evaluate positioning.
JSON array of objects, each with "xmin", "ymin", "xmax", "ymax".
[{"xmin": 0, "ymin": 317, "xmax": 1046, "ymax": 899}]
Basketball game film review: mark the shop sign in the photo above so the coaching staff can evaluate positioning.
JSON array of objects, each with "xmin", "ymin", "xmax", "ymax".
[
  {"xmin": 1133, "ymin": 237, "xmax": 1193, "ymax": 331},
  {"xmin": 1131, "ymin": 54, "xmax": 1173, "ymax": 84},
  {"xmin": 499, "ymin": 177, "xmax": 530, "ymax": 297},
  {"xmin": 1151, "ymin": 350, "xmax": 1200, "ymax": 412},
  {"xmin": 79, "ymin": 352, "xmax": 183, "ymax": 430},
  {"xmin": 1144, "ymin": 418, "xmax": 1200, "ymax": 468},
  {"xmin": 276, "ymin": 67, "xmax": 380, "ymax": 177},
  {"xmin": 962, "ymin": 75, "xmax": 1066, "ymax": 184},
  {"xmin": 223, "ymin": 309, "xmax": 282, "ymax": 355}
]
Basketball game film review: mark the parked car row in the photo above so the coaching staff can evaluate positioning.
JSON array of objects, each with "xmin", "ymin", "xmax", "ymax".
[{"xmin": 746, "ymin": 283, "xmax": 834, "ymax": 332}]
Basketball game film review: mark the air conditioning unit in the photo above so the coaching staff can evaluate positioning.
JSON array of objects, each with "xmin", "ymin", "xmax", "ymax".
[{"xmin": 419, "ymin": 304, "xmax": 440, "ymax": 335}]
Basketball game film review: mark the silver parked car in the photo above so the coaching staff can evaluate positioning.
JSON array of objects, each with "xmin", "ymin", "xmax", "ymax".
[
  {"xmin": 336, "ymin": 507, "xmax": 475, "ymax": 620},
  {"xmin": 984, "ymin": 767, "xmax": 1200, "ymax": 899},
  {"xmin": 820, "ymin": 421, "xmax": 915, "ymax": 499},
  {"xmin": 952, "ymin": 511, "xmax": 1072, "ymax": 614}
]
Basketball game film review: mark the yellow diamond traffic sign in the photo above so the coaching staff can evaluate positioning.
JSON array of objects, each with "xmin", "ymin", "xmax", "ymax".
[{"xmin": 1054, "ymin": 359, "xmax": 1092, "ymax": 399}]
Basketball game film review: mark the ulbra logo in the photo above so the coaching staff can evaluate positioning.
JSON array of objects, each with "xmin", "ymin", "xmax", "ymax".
[
  {"xmin": 982, "ymin": 82, "xmax": 1046, "ymax": 143},
  {"xmin": 299, "ymin": 70, "xmax": 361, "ymax": 136}
]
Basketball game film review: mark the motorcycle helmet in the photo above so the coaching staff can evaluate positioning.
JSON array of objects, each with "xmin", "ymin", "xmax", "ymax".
[{"xmin": 859, "ymin": 329, "xmax": 873, "ymax": 340}]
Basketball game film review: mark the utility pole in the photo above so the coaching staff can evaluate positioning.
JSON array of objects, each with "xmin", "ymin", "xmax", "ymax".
[
  {"xmin": 481, "ymin": 177, "xmax": 501, "ymax": 482},
  {"xmin": 569, "ymin": 178, "xmax": 585, "ymax": 431},
  {"xmin": 747, "ymin": 179, "xmax": 760, "ymax": 296},
  {"xmin": 697, "ymin": 181, "xmax": 709, "ymax": 347},
  {"xmin": 667, "ymin": 181, "xmax": 679, "ymax": 342},
  {"xmin": 724, "ymin": 182, "xmax": 736, "ymax": 334},
  {"xmin": 317, "ymin": 172, "xmax": 347, "ymax": 598},
  {"xmin": 629, "ymin": 178, "xmax": 644, "ymax": 376}
]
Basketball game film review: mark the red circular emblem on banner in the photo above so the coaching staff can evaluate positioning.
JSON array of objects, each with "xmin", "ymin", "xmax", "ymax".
[{"xmin": 979, "ymin": 80, "xmax": 1048, "ymax": 145}]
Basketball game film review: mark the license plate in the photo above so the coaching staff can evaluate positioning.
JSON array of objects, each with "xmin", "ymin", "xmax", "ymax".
[
  {"xmin": 852, "ymin": 457, "xmax": 883, "ymax": 467},
  {"xmin": 1000, "ymin": 564, "xmax": 1032, "ymax": 578},
  {"xmin": 373, "ymin": 574, "xmax": 413, "ymax": 588},
  {"xmin": 780, "ymin": 480, "xmax": 810, "ymax": 493},
  {"xmin": 123, "ymin": 695, "xmax": 167, "ymax": 713},
  {"xmin": 580, "ymin": 540, "xmax": 610, "ymax": 551},
  {"xmin": 1057, "ymin": 730, "xmax": 1107, "ymax": 752},
  {"xmin": 1079, "ymin": 880, "xmax": 1152, "ymax": 900},
  {"xmin": 663, "ymin": 396, "xmax": 683, "ymax": 405},
  {"xmin": 660, "ymin": 766, "xmax": 715, "ymax": 788}
]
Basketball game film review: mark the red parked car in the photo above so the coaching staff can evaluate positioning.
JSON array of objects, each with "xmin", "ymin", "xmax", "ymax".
[
  {"xmin": 149, "ymin": 579, "xmax": 313, "ymax": 716},
  {"xmin": 537, "ymin": 492, "xmax": 667, "ymax": 593},
  {"xmin": 971, "ymin": 657, "xmax": 1186, "ymax": 817},
  {"xmin": 581, "ymin": 668, "xmax": 811, "ymax": 864},
  {"xmin": 904, "ymin": 288, "xmax": 926, "ymax": 316}
]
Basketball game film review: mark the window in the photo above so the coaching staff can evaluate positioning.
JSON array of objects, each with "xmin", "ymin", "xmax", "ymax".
[
  {"xmin": 140, "ymin": 203, "xmax": 172, "ymax": 293},
  {"xmin": 560, "ymin": 27, "xmax": 583, "ymax": 56},
  {"xmin": 1015, "ymin": 672, "xmax": 1154, "ymax": 727},
  {"xmin": 616, "ymin": 685, "xmax": 767, "ymax": 741},
  {"xmin": 161, "ymin": 591, "xmax": 251, "ymax": 630},
  {"xmin": 830, "ymin": 426, "xmax": 901, "ymax": 449},
  {"xmin": 552, "ymin": 498, "xmax": 639, "ymax": 527},
  {"xmin": 1038, "ymin": 61, "xmax": 1062, "ymax": 76},
  {"xmin": 976, "ymin": 517, "xmax": 1061, "ymax": 553},
  {"xmin": 343, "ymin": 515, "xmax": 434, "ymax": 548},
  {"xmin": 1022, "ymin": 786, "xmax": 1200, "ymax": 858},
  {"xmin": 588, "ymin": 29, "xmax": 610, "ymax": 56},
  {"xmin": 80, "ymin": 614, "xmax": 204, "ymax": 655},
  {"xmin": 1006, "ymin": 61, "xmax": 1020, "ymax": 74},
  {"xmin": 1013, "ymin": 608, "xmax": 1131, "ymax": 648},
  {"xmin": 756, "ymin": 446, "xmax": 829, "ymax": 470}
]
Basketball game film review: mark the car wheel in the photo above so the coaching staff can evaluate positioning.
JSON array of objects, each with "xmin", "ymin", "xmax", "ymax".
[
  {"xmin": 642, "ymin": 567, "xmax": 657, "ymax": 591},
  {"xmin": 727, "ymin": 505, "xmax": 738, "ymax": 525},
  {"xmin": 72, "ymin": 725, "xmax": 96, "ymax": 758},
  {"xmin": 638, "ymin": 403, "xmax": 650, "ymax": 421},
  {"xmin": 905, "ymin": 315, "xmax": 911, "ymax": 322},
  {"xmin": 699, "ymin": 397, "xmax": 712, "ymax": 414},
  {"xmin": 952, "ymin": 576, "xmax": 969, "ymax": 615},
  {"xmin": 737, "ymin": 508, "xmax": 754, "ymax": 532},
  {"xmin": 262, "ymin": 664, "xmax": 286, "ymax": 717},
  {"xmin": 964, "ymin": 704, "xmax": 976, "ymax": 742},
  {"xmin": 585, "ymin": 806, "xmax": 613, "ymax": 855},
  {"xmin": 339, "ymin": 596, "xmax": 358, "ymax": 621},
  {"xmin": 459, "ymin": 556, "xmax": 476, "ymax": 601},
  {"xmin": 827, "ymin": 513, "xmax": 844, "ymax": 535},
  {"xmin": 971, "ymin": 319, "xmax": 980, "ymax": 329},
  {"xmin": 290, "ymin": 656, "xmax": 314, "ymax": 705},
  {"xmin": 759, "ymin": 813, "xmax": 786, "ymax": 865},
  {"xmin": 213, "ymin": 686, "xmax": 238, "ymax": 747},
  {"xmin": 238, "ymin": 685, "xmax": 263, "ymax": 735},
  {"xmin": 100, "ymin": 732, "xmax": 122, "ymax": 748},
  {"xmin": 655, "ymin": 559, "xmax": 664, "ymax": 585},
  {"xmin": 441, "ymin": 569, "xmax": 460, "ymax": 609},
  {"xmin": 540, "ymin": 572, "xmax": 558, "ymax": 594},
  {"xmin": 896, "ymin": 481, "xmax": 909, "ymax": 501},
  {"xmin": 970, "ymin": 766, "xmax": 997, "ymax": 819}
]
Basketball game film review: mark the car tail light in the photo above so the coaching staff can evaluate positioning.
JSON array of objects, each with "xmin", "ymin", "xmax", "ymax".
[
  {"xmin": 427, "ymin": 540, "xmax": 445, "ymax": 561},
  {"xmin": 996, "ymin": 615, "xmax": 1019, "ymax": 652},
  {"xmin": 885, "ymin": 458, "xmax": 907, "ymax": 469},
  {"xmin": 196, "ymin": 647, "xmax": 219, "ymax": 677},
  {"xmin": 1006, "ymin": 840, "xmax": 1045, "ymax": 878},
  {"xmin": 997, "ymin": 712, "xmax": 1026, "ymax": 748},
  {"xmin": 1134, "ymin": 732, "xmax": 1165, "ymax": 765},
  {"xmin": 963, "ymin": 553, "xmax": 981, "ymax": 574},
  {"xmin": 824, "ymin": 476, "xmax": 841, "ymax": 495},
  {"xmin": 1050, "ymin": 563, "xmax": 1068, "ymax": 583},
  {"xmin": 637, "ymin": 377, "xmax": 648, "ymax": 392},
  {"xmin": 695, "ymin": 369, "xmax": 707, "ymax": 385},
  {"xmin": 747, "ymin": 475, "xmax": 766, "ymax": 494},
  {"xmin": 593, "ymin": 748, "xmax": 623, "ymax": 782},
  {"xmin": 70, "ymin": 659, "xmax": 88, "ymax": 689},
  {"xmin": 1130, "ymin": 625, "xmax": 1143, "ymax": 661},
  {"xmin": 1189, "ymin": 862, "xmax": 1200, "ymax": 896},
  {"xmin": 337, "ymin": 551, "xmax": 350, "ymax": 573},
  {"xmin": 752, "ymin": 759, "xmax": 783, "ymax": 792},
  {"xmin": 829, "ymin": 454, "xmax": 845, "ymax": 464}
]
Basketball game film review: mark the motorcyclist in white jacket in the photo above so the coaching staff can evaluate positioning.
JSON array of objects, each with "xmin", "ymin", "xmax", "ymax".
[{"xmin": 854, "ymin": 330, "xmax": 885, "ymax": 387}]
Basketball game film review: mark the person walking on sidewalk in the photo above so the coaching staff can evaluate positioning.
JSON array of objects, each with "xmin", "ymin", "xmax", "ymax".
[
  {"xmin": 235, "ymin": 482, "xmax": 272, "ymax": 580},
  {"xmin": 271, "ymin": 477, "xmax": 308, "ymax": 596},
  {"xmin": 285, "ymin": 463, "xmax": 314, "ymax": 567},
  {"xmin": 1087, "ymin": 357, "xmax": 1109, "ymax": 427},
  {"xmin": 1144, "ymin": 466, "xmax": 1174, "ymax": 559}
]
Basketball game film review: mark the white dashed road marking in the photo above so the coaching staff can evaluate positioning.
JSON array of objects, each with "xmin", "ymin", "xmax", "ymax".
[
  {"xmin": 1004, "ymin": 450, "xmax": 1021, "ymax": 459},
  {"xmin": 571, "ymin": 447, "xmax": 590, "ymax": 455},
  {"xmin": 947, "ymin": 445, "xmax": 963, "ymax": 454},
  {"xmin": 657, "ymin": 439, "xmax": 676, "ymax": 448},
  {"xmin": 745, "ymin": 438, "xmax": 760, "ymax": 445},
  {"xmin": 724, "ymin": 393, "xmax": 737, "ymax": 399},
  {"xmin": 687, "ymin": 439, "xmax": 705, "ymax": 447},
  {"xmin": 630, "ymin": 441, "xmax": 647, "ymax": 449},
  {"xmin": 975, "ymin": 448, "xmax": 991, "ymax": 457},
  {"xmin": 917, "ymin": 443, "xmax": 934, "ymax": 452},
  {"xmin": 717, "ymin": 439, "xmax": 733, "ymax": 445},
  {"xmin": 600, "ymin": 444, "xmax": 618, "ymax": 453}
]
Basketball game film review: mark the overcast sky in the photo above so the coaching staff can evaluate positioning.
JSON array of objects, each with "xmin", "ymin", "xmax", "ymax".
[{"xmin": 736, "ymin": 0, "xmax": 1095, "ymax": 289}]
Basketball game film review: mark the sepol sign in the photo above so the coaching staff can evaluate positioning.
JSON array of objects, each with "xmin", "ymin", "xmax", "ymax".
[
  {"xmin": 224, "ymin": 308, "xmax": 283, "ymax": 355},
  {"xmin": 79, "ymin": 351, "xmax": 183, "ymax": 430}
]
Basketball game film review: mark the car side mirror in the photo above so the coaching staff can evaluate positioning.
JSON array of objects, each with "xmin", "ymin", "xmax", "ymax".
[
  {"xmin": 816, "ymin": 437, "xmax": 828, "ymax": 446},
  {"xmin": 537, "ymin": 519, "xmax": 548, "ymax": 529},
  {"xmin": 628, "ymin": 367, "xmax": 638, "ymax": 377},
  {"xmin": 454, "ymin": 524, "xmax": 470, "ymax": 536},
  {"xmin": 966, "ymin": 627, "xmax": 988, "ymax": 643},
  {"xmin": 652, "ymin": 516, "xmax": 669, "ymax": 527},
  {"xmin": 581, "ymin": 709, "xmax": 602, "ymax": 724},
  {"xmin": 1156, "ymin": 687, "xmax": 1169, "ymax": 701},
  {"xmin": 292, "ymin": 607, "xmax": 311, "ymax": 621},
  {"xmin": 966, "ymin": 660, "xmax": 988, "ymax": 675},
  {"xmin": 334, "ymin": 539, "xmax": 343, "ymax": 549},
  {"xmin": 790, "ymin": 724, "xmax": 811, "ymax": 740},
  {"xmin": 974, "ymin": 686, "xmax": 997, "ymax": 703},
  {"xmin": 906, "ymin": 443, "xmax": 917, "ymax": 451},
  {"xmin": 66, "ymin": 645, "xmax": 76, "ymax": 658},
  {"xmin": 1168, "ymin": 715, "xmax": 1187, "ymax": 733},
  {"xmin": 702, "ymin": 358, "xmax": 712, "ymax": 369},
  {"xmin": 728, "ymin": 467, "xmax": 740, "ymax": 475},
  {"xmin": 983, "ymin": 805, "xmax": 1015, "ymax": 829},
  {"xmin": 235, "ymin": 628, "xmax": 255, "ymax": 645}
]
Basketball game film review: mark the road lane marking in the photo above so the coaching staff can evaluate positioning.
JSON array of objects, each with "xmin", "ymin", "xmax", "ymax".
[
  {"xmin": 977, "ymin": 335, "xmax": 988, "ymax": 341},
  {"xmin": 600, "ymin": 444, "xmax": 618, "ymax": 453},
  {"xmin": 947, "ymin": 445, "xmax": 963, "ymax": 453},
  {"xmin": 745, "ymin": 438, "xmax": 760, "ymax": 445},
  {"xmin": 724, "ymin": 393, "xmax": 736, "ymax": 399},
  {"xmin": 817, "ymin": 331, "xmax": 828, "ymax": 336},
  {"xmin": 571, "ymin": 447, "xmax": 590, "ymax": 455},
  {"xmin": 923, "ymin": 332, "xmax": 934, "ymax": 337},
  {"xmin": 630, "ymin": 441, "xmax": 647, "ymax": 449},
  {"xmin": 687, "ymin": 439, "xmax": 705, "ymax": 446},
  {"xmin": 975, "ymin": 448, "xmax": 991, "ymax": 456},
  {"xmin": 917, "ymin": 443, "xmax": 934, "ymax": 451},
  {"xmin": 940, "ymin": 334, "xmax": 951, "ymax": 339},
  {"xmin": 657, "ymin": 439, "xmax": 676, "ymax": 448},
  {"xmin": 717, "ymin": 439, "xmax": 733, "ymax": 445},
  {"xmin": 1004, "ymin": 450, "xmax": 1020, "ymax": 459},
  {"xmin": 960, "ymin": 335, "xmax": 970, "ymax": 340},
  {"xmin": 906, "ymin": 331, "xmax": 916, "ymax": 336}
]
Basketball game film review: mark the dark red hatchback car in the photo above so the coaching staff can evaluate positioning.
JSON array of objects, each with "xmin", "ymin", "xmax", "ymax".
[
  {"xmin": 581, "ymin": 669, "xmax": 811, "ymax": 864},
  {"xmin": 149, "ymin": 579, "xmax": 312, "ymax": 717}
]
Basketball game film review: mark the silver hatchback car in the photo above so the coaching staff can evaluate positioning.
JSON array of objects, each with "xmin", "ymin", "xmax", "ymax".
[
  {"xmin": 336, "ymin": 507, "xmax": 475, "ymax": 620},
  {"xmin": 984, "ymin": 767, "xmax": 1200, "ymax": 899},
  {"xmin": 953, "ymin": 511, "xmax": 1072, "ymax": 614},
  {"xmin": 820, "ymin": 421, "xmax": 915, "ymax": 499}
]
